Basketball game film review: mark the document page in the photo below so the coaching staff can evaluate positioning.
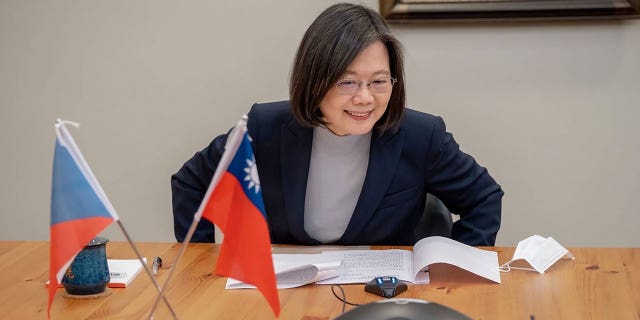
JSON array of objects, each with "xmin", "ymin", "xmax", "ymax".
[
  {"xmin": 226, "ymin": 253, "xmax": 342, "ymax": 289},
  {"xmin": 412, "ymin": 236, "xmax": 501, "ymax": 283},
  {"xmin": 316, "ymin": 249, "xmax": 414, "ymax": 284},
  {"xmin": 108, "ymin": 258, "xmax": 146, "ymax": 288},
  {"xmin": 225, "ymin": 237, "xmax": 500, "ymax": 289}
]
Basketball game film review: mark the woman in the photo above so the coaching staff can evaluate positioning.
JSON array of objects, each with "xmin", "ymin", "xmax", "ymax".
[{"xmin": 171, "ymin": 3, "xmax": 503, "ymax": 246}]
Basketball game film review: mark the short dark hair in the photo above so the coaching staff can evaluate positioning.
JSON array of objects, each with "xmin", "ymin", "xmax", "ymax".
[{"xmin": 289, "ymin": 3, "xmax": 405, "ymax": 134}]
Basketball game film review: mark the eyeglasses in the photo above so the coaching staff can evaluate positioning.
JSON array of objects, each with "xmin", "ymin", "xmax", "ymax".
[{"xmin": 334, "ymin": 77, "xmax": 397, "ymax": 95}]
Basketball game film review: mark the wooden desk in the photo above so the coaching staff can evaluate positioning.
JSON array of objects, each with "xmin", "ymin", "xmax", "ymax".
[{"xmin": 0, "ymin": 241, "xmax": 638, "ymax": 319}]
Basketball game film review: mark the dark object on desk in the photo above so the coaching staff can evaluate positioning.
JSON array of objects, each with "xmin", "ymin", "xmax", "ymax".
[
  {"xmin": 152, "ymin": 256, "xmax": 162, "ymax": 276},
  {"xmin": 413, "ymin": 193, "xmax": 453, "ymax": 243},
  {"xmin": 365, "ymin": 276, "xmax": 407, "ymax": 298},
  {"xmin": 61, "ymin": 236, "xmax": 110, "ymax": 295},
  {"xmin": 335, "ymin": 299, "xmax": 472, "ymax": 320}
]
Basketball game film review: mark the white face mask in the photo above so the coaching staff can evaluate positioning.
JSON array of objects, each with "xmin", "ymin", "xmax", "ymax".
[{"xmin": 500, "ymin": 235, "xmax": 574, "ymax": 274}]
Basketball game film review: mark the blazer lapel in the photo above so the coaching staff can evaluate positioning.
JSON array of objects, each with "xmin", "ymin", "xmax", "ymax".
[
  {"xmin": 337, "ymin": 128, "xmax": 405, "ymax": 244},
  {"xmin": 280, "ymin": 118, "xmax": 318, "ymax": 243}
]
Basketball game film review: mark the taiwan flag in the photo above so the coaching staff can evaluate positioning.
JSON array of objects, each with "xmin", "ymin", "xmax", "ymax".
[
  {"xmin": 48, "ymin": 120, "xmax": 118, "ymax": 318},
  {"xmin": 194, "ymin": 117, "xmax": 279, "ymax": 316}
]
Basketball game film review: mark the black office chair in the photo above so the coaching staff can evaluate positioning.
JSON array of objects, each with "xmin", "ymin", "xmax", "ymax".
[{"xmin": 413, "ymin": 193, "xmax": 453, "ymax": 243}]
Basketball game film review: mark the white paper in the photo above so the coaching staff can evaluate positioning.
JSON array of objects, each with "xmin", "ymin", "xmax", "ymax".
[
  {"xmin": 316, "ymin": 250, "xmax": 415, "ymax": 284},
  {"xmin": 108, "ymin": 258, "xmax": 146, "ymax": 287},
  {"xmin": 317, "ymin": 237, "xmax": 499, "ymax": 284},
  {"xmin": 412, "ymin": 236, "xmax": 501, "ymax": 283},
  {"xmin": 225, "ymin": 236, "xmax": 501, "ymax": 289},
  {"xmin": 226, "ymin": 254, "xmax": 342, "ymax": 289}
]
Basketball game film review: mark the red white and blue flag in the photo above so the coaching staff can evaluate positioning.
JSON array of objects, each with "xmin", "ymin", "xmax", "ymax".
[
  {"xmin": 48, "ymin": 120, "xmax": 118, "ymax": 318},
  {"xmin": 193, "ymin": 117, "xmax": 279, "ymax": 316}
]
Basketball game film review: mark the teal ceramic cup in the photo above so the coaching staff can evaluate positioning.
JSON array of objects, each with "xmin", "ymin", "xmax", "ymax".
[{"xmin": 61, "ymin": 236, "xmax": 110, "ymax": 295}]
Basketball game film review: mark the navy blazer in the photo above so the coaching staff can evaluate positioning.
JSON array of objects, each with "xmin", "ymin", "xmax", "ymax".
[{"xmin": 172, "ymin": 101, "xmax": 503, "ymax": 246}]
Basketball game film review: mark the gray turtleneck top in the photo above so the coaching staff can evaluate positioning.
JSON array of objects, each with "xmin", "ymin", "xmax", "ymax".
[{"xmin": 304, "ymin": 126, "xmax": 372, "ymax": 243}]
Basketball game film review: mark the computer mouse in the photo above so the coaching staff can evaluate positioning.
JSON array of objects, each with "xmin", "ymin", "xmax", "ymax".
[
  {"xmin": 334, "ymin": 298, "xmax": 472, "ymax": 320},
  {"xmin": 364, "ymin": 276, "xmax": 408, "ymax": 298}
]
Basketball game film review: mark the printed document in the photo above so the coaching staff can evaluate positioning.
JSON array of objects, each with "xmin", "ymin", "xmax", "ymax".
[
  {"xmin": 318, "ymin": 236, "xmax": 500, "ymax": 284},
  {"xmin": 226, "ymin": 253, "xmax": 342, "ymax": 289},
  {"xmin": 226, "ymin": 236, "xmax": 500, "ymax": 289}
]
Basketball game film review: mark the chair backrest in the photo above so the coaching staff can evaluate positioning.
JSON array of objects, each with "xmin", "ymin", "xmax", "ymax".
[{"xmin": 413, "ymin": 193, "xmax": 453, "ymax": 242}]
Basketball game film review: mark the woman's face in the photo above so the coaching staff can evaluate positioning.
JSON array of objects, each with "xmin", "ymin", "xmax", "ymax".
[{"xmin": 319, "ymin": 40, "xmax": 392, "ymax": 136}]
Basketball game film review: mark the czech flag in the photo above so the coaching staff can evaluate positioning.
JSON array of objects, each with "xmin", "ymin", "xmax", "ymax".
[
  {"xmin": 48, "ymin": 120, "xmax": 118, "ymax": 318},
  {"xmin": 194, "ymin": 117, "xmax": 279, "ymax": 316}
]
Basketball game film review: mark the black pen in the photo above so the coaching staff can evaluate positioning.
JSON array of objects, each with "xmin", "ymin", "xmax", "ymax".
[{"xmin": 152, "ymin": 256, "xmax": 162, "ymax": 276}]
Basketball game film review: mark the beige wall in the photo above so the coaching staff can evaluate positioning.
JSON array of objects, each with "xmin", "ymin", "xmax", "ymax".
[{"xmin": 1, "ymin": 1, "xmax": 638, "ymax": 246}]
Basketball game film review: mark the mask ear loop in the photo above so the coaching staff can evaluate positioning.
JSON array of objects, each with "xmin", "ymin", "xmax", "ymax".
[{"xmin": 499, "ymin": 262, "xmax": 537, "ymax": 273}]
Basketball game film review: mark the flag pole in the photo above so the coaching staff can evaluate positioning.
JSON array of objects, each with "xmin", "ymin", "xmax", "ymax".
[
  {"xmin": 148, "ymin": 217, "xmax": 200, "ymax": 319},
  {"xmin": 116, "ymin": 220, "xmax": 178, "ymax": 319},
  {"xmin": 148, "ymin": 116, "xmax": 248, "ymax": 319}
]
